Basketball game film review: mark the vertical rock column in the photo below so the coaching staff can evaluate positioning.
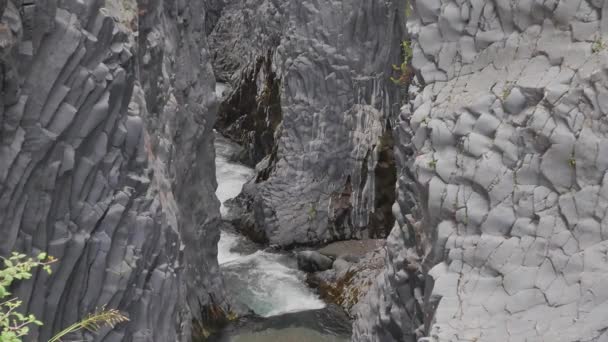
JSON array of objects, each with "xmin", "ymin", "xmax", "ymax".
[
  {"xmin": 136, "ymin": 0, "xmax": 227, "ymax": 333},
  {"xmin": 210, "ymin": 0, "xmax": 407, "ymax": 246},
  {"xmin": 0, "ymin": 0, "xmax": 224, "ymax": 340},
  {"xmin": 354, "ymin": 1, "xmax": 608, "ymax": 342}
]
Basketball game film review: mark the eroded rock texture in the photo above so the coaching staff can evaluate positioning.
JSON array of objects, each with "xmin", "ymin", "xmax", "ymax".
[
  {"xmin": 211, "ymin": 0, "xmax": 407, "ymax": 246},
  {"xmin": 354, "ymin": 1, "xmax": 608, "ymax": 341},
  {"xmin": 0, "ymin": 0, "xmax": 224, "ymax": 340}
]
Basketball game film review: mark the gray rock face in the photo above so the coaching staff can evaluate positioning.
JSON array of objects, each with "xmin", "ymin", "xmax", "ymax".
[
  {"xmin": 0, "ymin": 0, "xmax": 224, "ymax": 340},
  {"xmin": 307, "ymin": 243, "xmax": 386, "ymax": 317},
  {"xmin": 296, "ymin": 251, "xmax": 334, "ymax": 273},
  {"xmin": 210, "ymin": 0, "xmax": 407, "ymax": 246},
  {"xmin": 354, "ymin": 1, "xmax": 608, "ymax": 342}
]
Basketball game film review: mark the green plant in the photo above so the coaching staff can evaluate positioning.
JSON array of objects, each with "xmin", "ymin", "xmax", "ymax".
[
  {"xmin": 0, "ymin": 253, "xmax": 55, "ymax": 341},
  {"xmin": 390, "ymin": 40, "xmax": 414, "ymax": 86},
  {"xmin": 592, "ymin": 38, "xmax": 605, "ymax": 53},
  {"xmin": 428, "ymin": 159, "xmax": 437, "ymax": 169},
  {"xmin": 225, "ymin": 311, "xmax": 238, "ymax": 321},
  {"xmin": 405, "ymin": 0, "xmax": 412, "ymax": 17},
  {"xmin": 48, "ymin": 308, "xmax": 129, "ymax": 342},
  {"xmin": 308, "ymin": 203, "xmax": 317, "ymax": 221},
  {"xmin": 0, "ymin": 253, "xmax": 128, "ymax": 342},
  {"xmin": 501, "ymin": 82, "xmax": 512, "ymax": 100},
  {"xmin": 568, "ymin": 157, "xmax": 576, "ymax": 167}
]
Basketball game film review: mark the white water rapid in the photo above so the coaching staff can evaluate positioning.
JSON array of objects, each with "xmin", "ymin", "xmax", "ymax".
[{"xmin": 214, "ymin": 131, "xmax": 325, "ymax": 317}]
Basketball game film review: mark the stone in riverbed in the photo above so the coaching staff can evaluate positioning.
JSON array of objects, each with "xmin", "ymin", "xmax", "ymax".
[
  {"xmin": 296, "ymin": 251, "xmax": 334, "ymax": 273},
  {"xmin": 317, "ymin": 239, "xmax": 386, "ymax": 260},
  {"xmin": 307, "ymin": 246, "xmax": 386, "ymax": 317}
]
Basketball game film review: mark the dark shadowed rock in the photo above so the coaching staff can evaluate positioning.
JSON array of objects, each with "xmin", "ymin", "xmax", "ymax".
[{"xmin": 296, "ymin": 251, "xmax": 334, "ymax": 273}]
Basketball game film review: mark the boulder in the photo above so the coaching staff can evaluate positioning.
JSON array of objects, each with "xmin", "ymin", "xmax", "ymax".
[{"xmin": 296, "ymin": 251, "xmax": 334, "ymax": 272}]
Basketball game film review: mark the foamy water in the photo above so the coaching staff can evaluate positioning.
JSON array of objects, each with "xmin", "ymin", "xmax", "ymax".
[
  {"xmin": 214, "ymin": 130, "xmax": 326, "ymax": 317},
  {"xmin": 214, "ymin": 133, "xmax": 254, "ymax": 216}
]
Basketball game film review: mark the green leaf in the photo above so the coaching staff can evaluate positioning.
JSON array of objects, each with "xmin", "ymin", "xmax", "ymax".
[
  {"xmin": 0, "ymin": 286, "xmax": 8, "ymax": 298},
  {"xmin": 37, "ymin": 253, "xmax": 47, "ymax": 261}
]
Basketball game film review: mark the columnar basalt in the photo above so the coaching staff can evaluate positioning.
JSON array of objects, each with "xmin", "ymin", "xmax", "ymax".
[
  {"xmin": 354, "ymin": 1, "xmax": 608, "ymax": 341},
  {"xmin": 210, "ymin": 0, "xmax": 407, "ymax": 246},
  {"xmin": 0, "ymin": 0, "xmax": 224, "ymax": 340}
]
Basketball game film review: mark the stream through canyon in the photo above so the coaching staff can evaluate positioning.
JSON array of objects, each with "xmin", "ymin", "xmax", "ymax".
[{"xmin": 212, "ymin": 129, "xmax": 351, "ymax": 341}]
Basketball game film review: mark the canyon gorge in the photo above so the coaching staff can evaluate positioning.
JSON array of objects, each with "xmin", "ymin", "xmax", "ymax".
[{"xmin": 1, "ymin": 0, "xmax": 607, "ymax": 341}]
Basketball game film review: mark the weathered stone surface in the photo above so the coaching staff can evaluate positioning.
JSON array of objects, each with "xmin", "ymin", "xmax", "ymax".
[
  {"xmin": 354, "ymin": 1, "xmax": 608, "ymax": 342},
  {"xmin": 317, "ymin": 239, "xmax": 386, "ymax": 260},
  {"xmin": 296, "ymin": 251, "xmax": 334, "ymax": 273},
  {"xmin": 210, "ymin": 0, "xmax": 407, "ymax": 246},
  {"xmin": 0, "ymin": 0, "xmax": 224, "ymax": 340},
  {"xmin": 307, "ymin": 246, "xmax": 386, "ymax": 318}
]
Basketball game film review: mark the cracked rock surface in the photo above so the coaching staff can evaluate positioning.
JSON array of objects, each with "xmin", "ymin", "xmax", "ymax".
[
  {"xmin": 354, "ymin": 1, "xmax": 608, "ymax": 341},
  {"xmin": 210, "ymin": 0, "xmax": 406, "ymax": 246},
  {"xmin": 0, "ymin": 0, "xmax": 224, "ymax": 340}
]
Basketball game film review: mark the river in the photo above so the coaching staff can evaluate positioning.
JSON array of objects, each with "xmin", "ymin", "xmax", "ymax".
[{"xmin": 212, "ymin": 129, "xmax": 350, "ymax": 341}]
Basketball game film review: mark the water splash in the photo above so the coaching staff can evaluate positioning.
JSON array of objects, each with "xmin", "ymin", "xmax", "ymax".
[
  {"xmin": 221, "ymin": 247, "xmax": 326, "ymax": 317},
  {"xmin": 214, "ymin": 132, "xmax": 254, "ymax": 216},
  {"xmin": 214, "ymin": 131, "xmax": 325, "ymax": 317}
]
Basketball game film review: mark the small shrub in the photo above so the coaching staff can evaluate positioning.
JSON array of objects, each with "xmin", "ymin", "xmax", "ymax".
[
  {"xmin": 405, "ymin": 0, "xmax": 412, "ymax": 18},
  {"xmin": 225, "ymin": 311, "xmax": 238, "ymax": 321},
  {"xmin": 390, "ymin": 40, "xmax": 414, "ymax": 86},
  {"xmin": 308, "ymin": 203, "xmax": 317, "ymax": 221},
  {"xmin": 0, "ymin": 253, "xmax": 56, "ymax": 341},
  {"xmin": 592, "ymin": 38, "xmax": 605, "ymax": 54},
  {"xmin": 501, "ymin": 82, "xmax": 512, "ymax": 100}
]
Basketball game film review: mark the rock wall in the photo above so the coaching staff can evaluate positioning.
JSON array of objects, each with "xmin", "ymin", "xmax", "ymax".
[
  {"xmin": 0, "ymin": 0, "xmax": 224, "ymax": 340},
  {"xmin": 354, "ymin": 1, "xmax": 608, "ymax": 341},
  {"xmin": 210, "ymin": 0, "xmax": 407, "ymax": 246}
]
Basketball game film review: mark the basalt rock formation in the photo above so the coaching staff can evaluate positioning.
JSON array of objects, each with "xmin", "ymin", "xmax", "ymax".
[
  {"xmin": 0, "ymin": 0, "xmax": 225, "ymax": 340},
  {"xmin": 306, "ymin": 240, "xmax": 387, "ymax": 318},
  {"xmin": 210, "ymin": 0, "xmax": 406, "ymax": 246},
  {"xmin": 354, "ymin": 1, "xmax": 608, "ymax": 342},
  {"xmin": 4, "ymin": 0, "xmax": 608, "ymax": 341}
]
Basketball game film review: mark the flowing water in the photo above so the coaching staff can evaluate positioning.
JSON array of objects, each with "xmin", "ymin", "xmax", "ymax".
[
  {"xmin": 214, "ymin": 133, "xmax": 255, "ymax": 217},
  {"xmin": 213, "ymin": 90, "xmax": 350, "ymax": 341},
  {"xmin": 214, "ymin": 132, "xmax": 326, "ymax": 317}
]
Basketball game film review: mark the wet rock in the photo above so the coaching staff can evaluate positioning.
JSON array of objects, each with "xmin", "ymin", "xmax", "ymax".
[
  {"xmin": 307, "ymin": 247, "xmax": 386, "ymax": 317},
  {"xmin": 296, "ymin": 251, "xmax": 334, "ymax": 273},
  {"xmin": 224, "ymin": 187, "xmax": 269, "ymax": 244}
]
